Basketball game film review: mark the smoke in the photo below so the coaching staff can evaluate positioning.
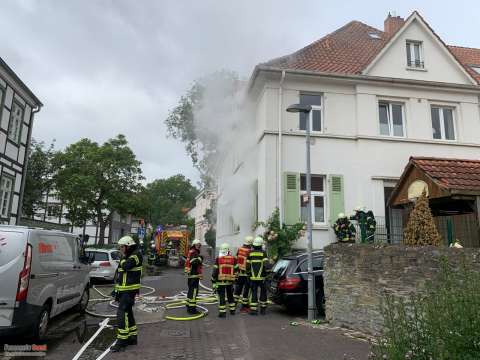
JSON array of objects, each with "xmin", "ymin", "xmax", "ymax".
[{"xmin": 192, "ymin": 71, "xmax": 258, "ymax": 243}]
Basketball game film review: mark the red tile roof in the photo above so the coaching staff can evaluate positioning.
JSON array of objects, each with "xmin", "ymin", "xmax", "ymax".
[
  {"xmin": 411, "ymin": 157, "xmax": 480, "ymax": 193},
  {"xmin": 263, "ymin": 15, "xmax": 480, "ymax": 84}
]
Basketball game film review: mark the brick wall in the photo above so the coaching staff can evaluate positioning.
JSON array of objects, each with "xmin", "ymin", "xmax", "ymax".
[{"xmin": 323, "ymin": 243, "xmax": 480, "ymax": 335}]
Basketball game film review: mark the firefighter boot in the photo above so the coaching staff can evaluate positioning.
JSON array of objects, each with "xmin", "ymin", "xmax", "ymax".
[
  {"xmin": 128, "ymin": 336, "xmax": 138, "ymax": 345},
  {"xmin": 260, "ymin": 307, "xmax": 266, "ymax": 315},
  {"xmin": 218, "ymin": 312, "xmax": 226, "ymax": 318},
  {"xmin": 230, "ymin": 310, "xmax": 236, "ymax": 315}
]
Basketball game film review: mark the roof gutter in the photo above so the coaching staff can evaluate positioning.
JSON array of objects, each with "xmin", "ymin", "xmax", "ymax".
[
  {"xmin": 278, "ymin": 70, "xmax": 286, "ymax": 228},
  {"xmin": 249, "ymin": 65, "xmax": 480, "ymax": 93}
]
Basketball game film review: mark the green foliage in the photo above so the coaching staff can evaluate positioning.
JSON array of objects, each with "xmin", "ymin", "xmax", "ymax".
[
  {"xmin": 371, "ymin": 260, "xmax": 480, "ymax": 360},
  {"xmin": 143, "ymin": 174, "xmax": 198, "ymax": 226},
  {"xmin": 54, "ymin": 135, "xmax": 143, "ymax": 244},
  {"xmin": 254, "ymin": 208, "xmax": 305, "ymax": 260},
  {"xmin": 165, "ymin": 70, "xmax": 239, "ymax": 187},
  {"xmin": 22, "ymin": 139, "xmax": 57, "ymax": 218}
]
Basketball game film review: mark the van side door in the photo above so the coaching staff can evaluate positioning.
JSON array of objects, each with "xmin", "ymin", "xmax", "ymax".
[{"xmin": 36, "ymin": 232, "xmax": 77, "ymax": 315}]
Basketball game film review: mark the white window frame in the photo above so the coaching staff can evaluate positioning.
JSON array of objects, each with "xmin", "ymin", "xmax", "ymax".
[
  {"xmin": 406, "ymin": 41, "xmax": 424, "ymax": 69},
  {"xmin": 431, "ymin": 105, "xmax": 456, "ymax": 141},
  {"xmin": 0, "ymin": 175, "xmax": 14, "ymax": 218},
  {"xmin": 378, "ymin": 101, "xmax": 406, "ymax": 138},
  {"xmin": 299, "ymin": 94, "xmax": 324, "ymax": 133},
  {"xmin": 300, "ymin": 175, "xmax": 326, "ymax": 225},
  {"xmin": 8, "ymin": 101, "xmax": 23, "ymax": 144}
]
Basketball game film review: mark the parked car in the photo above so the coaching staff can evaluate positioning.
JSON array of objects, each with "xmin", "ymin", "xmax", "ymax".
[
  {"xmin": 0, "ymin": 226, "xmax": 90, "ymax": 339},
  {"xmin": 84, "ymin": 248, "xmax": 120, "ymax": 281},
  {"xmin": 269, "ymin": 251, "xmax": 324, "ymax": 314}
]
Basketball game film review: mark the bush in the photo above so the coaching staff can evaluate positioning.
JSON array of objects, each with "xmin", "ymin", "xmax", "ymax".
[
  {"xmin": 371, "ymin": 260, "xmax": 480, "ymax": 360},
  {"xmin": 254, "ymin": 208, "xmax": 304, "ymax": 261}
]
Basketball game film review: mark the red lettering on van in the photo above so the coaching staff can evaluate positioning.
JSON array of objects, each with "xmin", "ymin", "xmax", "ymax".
[{"xmin": 38, "ymin": 242, "xmax": 54, "ymax": 254}]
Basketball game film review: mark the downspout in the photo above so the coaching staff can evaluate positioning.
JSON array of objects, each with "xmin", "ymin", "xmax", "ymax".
[
  {"xmin": 17, "ymin": 105, "xmax": 42, "ymax": 223},
  {"xmin": 278, "ymin": 70, "xmax": 286, "ymax": 228}
]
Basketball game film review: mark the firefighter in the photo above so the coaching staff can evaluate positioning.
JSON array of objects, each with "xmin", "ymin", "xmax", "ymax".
[
  {"xmin": 111, "ymin": 236, "xmax": 143, "ymax": 353},
  {"xmin": 234, "ymin": 235, "xmax": 253, "ymax": 312},
  {"xmin": 185, "ymin": 239, "xmax": 203, "ymax": 314},
  {"xmin": 246, "ymin": 236, "xmax": 270, "ymax": 315},
  {"xmin": 212, "ymin": 243, "xmax": 237, "ymax": 318}
]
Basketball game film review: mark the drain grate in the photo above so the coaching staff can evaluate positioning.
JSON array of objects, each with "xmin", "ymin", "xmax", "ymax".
[{"xmin": 159, "ymin": 329, "xmax": 191, "ymax": 337}]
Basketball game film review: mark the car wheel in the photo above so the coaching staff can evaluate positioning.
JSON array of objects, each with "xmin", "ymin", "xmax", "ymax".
[
  {"xmin": 75, "ymin": 287, "xmax": 90, "ymax": 313},
  {"xmin": 34, "ymin": 304, "xmax": 50, "ymax": 340}
]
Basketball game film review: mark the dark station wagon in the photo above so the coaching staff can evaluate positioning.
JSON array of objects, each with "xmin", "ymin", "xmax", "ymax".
[{"xmin": 268, "ymin": 251, "xmax": 325, "ymax": 314}]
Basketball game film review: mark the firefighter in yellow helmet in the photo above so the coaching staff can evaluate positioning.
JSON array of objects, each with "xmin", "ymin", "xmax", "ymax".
[
  {"xmin": 234, "ymin": 235, "xmax": 253, "ymax": 312},
  {"xmin": 111, "ymin": 236, "xmax": 142, "ymax": 352},
  {"xmin": 185, "ymin": 239, "xmax": 203, "ymax": 314},
  {"xmin": 246, "ymin": 236, "xmax": 270, "ymax": 315},
  {"xmin": 212, "ymin": 243, "xmax": 237, "ymax": 317}
]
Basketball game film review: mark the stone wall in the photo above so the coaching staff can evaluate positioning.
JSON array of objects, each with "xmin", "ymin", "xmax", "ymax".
[{"xmin": 323, "ymin": 243, "xmax": 480, "ymax": 335}]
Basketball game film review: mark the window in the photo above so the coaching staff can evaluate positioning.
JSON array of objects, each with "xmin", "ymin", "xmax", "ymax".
[
  {"xmin": 0, "ymin": 175, "xmax": 13, "ymax": 218},
  {"xmin": 471, "ymin": 66, "xmax": 480, "ymax": 75},
  {"xmin": 406, "ymin": 41, "xmax": 424, "ymax": 68},
  {"xmin": 296, "ymin": 256, "xmax": 324, "ymax": 272},
  {"xmin": 38, "ymin": 235, "xmax": 74, "ymax": 262},
  {"xmin": 379, "ymin": 102, "xmax": 405, "ymax": 137},
  {"xmin": 8, "ymin": 101, "xmax": 23, "ymax": 143},
  {"xmin": 431, "ymin": 106, "xmax": 455, "ymax": 140},
  {"xmin": 47, "ymin": 204, "xmax": 62, "ymax": 217},
  {"xmin": 300, "ymin": 174, "xmax": 325, "ymax": 224},
  {"xmin": 299, "ymin": 93, "xmax": 322, "ymax": 132}
]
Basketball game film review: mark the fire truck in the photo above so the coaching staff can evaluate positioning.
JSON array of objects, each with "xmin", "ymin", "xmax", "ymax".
[{"xmin": 151, "ymin": 226, "xmax": 190, "ymax": 267}]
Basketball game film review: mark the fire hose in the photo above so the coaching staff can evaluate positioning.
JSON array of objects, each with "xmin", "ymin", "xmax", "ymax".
[{"xmin": 72, "ymin": 281, "xmax": 218, "ymax": 359}]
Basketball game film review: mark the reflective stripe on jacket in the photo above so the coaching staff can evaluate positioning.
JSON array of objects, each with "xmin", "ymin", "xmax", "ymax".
[
  {"xmin": 236, "ymin": 246, "xmax": 251, "ymax": 273},
  {"xmin": 115, "ymin": 249, "xmax": 143, "ymax": 292},
  {"xmin": 212, "ymin": 255, "xmax": 236, "ymax": 283},
  {"xmin": 246, "ymin": 250, "xmax": 269, "ymax": 281},
  {"xmin": 185, "ymin": 248, "xmax": 203, "ymax": 279}
]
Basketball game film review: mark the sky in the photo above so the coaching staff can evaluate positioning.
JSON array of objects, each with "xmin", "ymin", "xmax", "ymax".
[{"xmin": 1, "ymin": 0, "xmax": 479, "ymax": 185}]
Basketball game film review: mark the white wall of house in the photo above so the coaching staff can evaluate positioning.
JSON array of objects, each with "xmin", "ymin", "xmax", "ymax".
[
  {"xmin": 217, "ymin": 74, "xmax": 480, "ymax": 250},
  {"xmin": 216, "ymin": 15, "xmax": 480, "ymax": 251}
]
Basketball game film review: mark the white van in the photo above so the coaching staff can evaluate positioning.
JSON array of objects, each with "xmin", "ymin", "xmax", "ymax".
[{"xmin": 0, "ymin": 226, "xmax": 91, "ymax": 339}]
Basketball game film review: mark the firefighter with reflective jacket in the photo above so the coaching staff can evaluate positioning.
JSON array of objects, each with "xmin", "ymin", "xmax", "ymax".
[
  {"xmin": 234, "ymin": 236, "xmax": 253, "ymax": 311},
  {"xmin": 212, "ymin": 243, "xmax": 237, "ymax": 318},
  {"xmin": 246, "ymin": 236, "xmax": 270, "ymax": 315},
  {"xmin": 111, "ymin": 236, "xmax": 143, "ymax": 352},
  {"xmin": 185, "ymin": 239, "xmax": 203, "ymax": 314}
]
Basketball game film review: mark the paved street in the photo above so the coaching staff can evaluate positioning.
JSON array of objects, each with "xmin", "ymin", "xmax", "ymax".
[{"xmin": 36, "ymin": 265, "xmax": 370, "ymax": 360}]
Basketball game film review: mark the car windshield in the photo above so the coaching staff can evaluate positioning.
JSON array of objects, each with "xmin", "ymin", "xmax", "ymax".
[{"xmin": 272, "ymin": 259, "xmax": 292, "ymax": 276}]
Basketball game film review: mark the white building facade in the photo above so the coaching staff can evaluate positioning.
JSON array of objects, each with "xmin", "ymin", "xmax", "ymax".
[
  {"xmin": 189, "ymin": 190, "xmax": 216, "ymax": 245},
  {"xmin": 0, "ymin": 57, "xmax": 42, "ymax": 225},
  {"xmin": 216, "ymin": 12, "xmax": 480, "ymax": 250}
]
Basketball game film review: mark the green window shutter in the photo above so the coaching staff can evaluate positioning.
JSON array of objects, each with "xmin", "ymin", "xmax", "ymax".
[
  {"xmin": 329, "ymin": 175, "xmax": 345, "ymax": 224},
  {"xmin": 284, "ymin": 172, "xmax": 300, "ymax": 225}
]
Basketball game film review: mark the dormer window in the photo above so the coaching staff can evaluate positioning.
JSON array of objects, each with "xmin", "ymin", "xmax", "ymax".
[
  {"xmin": 471, "ymin": 65, "xmax": 480, "ymax": 75},
  {"xmin": 406, "ymin": 41, "xmax": 424, "ymax": 68}
]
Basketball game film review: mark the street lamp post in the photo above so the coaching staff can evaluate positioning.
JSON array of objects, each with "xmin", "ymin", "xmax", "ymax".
[{"xmin": 286, "ymin": 103, "xmax": 315, "ymax": 321}]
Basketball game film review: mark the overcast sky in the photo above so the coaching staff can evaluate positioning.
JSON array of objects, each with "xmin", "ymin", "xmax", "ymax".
[{"xmin": 1, "ymin": 0, "xmax": 479, "ymax": 185}]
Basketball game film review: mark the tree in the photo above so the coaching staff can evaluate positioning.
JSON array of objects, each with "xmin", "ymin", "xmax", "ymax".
[
  {"xmin": 54, "ymin": 135, "xmax": 143, "ymax": 244},
  {"xmin": 403, "ymin": 192, "xmax": 442, "ymax": 246},
  {"xmin": 165, "ymin": 70, "xmax": 239, "ymax": 187},
  {"xmin": 144, "ymin": 175, "xmax": 198, "ymax": 226},
  {"xmin": 22, "ymin": 139, "xmax": 57, "ymax": 219}
]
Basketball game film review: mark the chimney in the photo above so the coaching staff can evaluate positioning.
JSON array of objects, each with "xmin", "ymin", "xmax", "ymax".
[{"xmin": 384, "ymin": 12, "xmax": 404, "ymax": 35}]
